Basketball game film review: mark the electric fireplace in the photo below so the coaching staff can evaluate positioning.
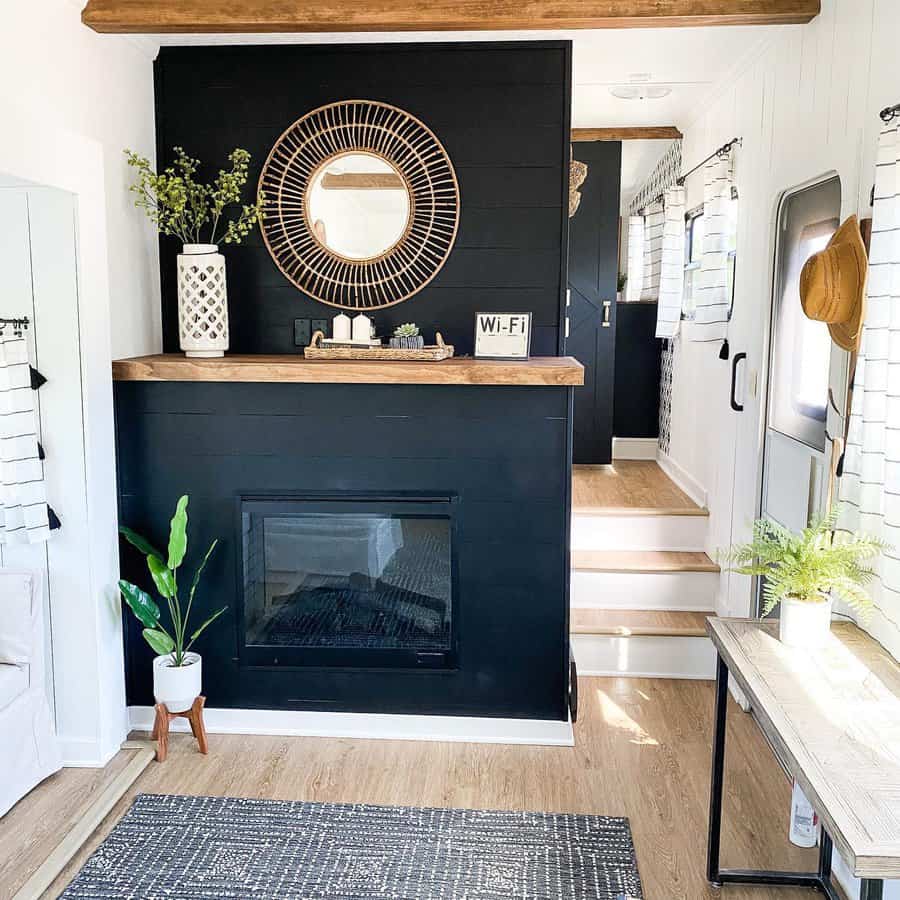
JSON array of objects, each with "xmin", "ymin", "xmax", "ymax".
[{"xmin": 239, "ymin": 496, "xmax": 457, "ymax": 670}]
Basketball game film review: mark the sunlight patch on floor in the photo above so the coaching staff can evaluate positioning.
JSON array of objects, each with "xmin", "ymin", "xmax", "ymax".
[{"xmin": 596, "ymin": 688, "xmax": 659, "ymax": 746}]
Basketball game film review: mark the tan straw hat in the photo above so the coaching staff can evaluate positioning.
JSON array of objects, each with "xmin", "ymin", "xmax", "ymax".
[{"xmin": 799, "ymin": 215, "xmax": 868, "ymax": 352}]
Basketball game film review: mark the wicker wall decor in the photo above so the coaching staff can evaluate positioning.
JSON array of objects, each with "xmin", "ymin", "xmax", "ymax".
[{"xmin": 259, "ymin": 100, "xmax": 460, "ymax": 310}]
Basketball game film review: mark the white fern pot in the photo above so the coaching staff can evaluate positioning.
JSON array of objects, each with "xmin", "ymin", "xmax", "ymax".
[
  {"xmin": 779, "ymin": 596, "xmax": 833, "ymax": 649},
  {"xmin": 177, "ymin": 243, "xmax": 228, "ymax": 358},
  {"xmin": 153, "ymin": 652, "xmax": 202, "ymax": 713}
]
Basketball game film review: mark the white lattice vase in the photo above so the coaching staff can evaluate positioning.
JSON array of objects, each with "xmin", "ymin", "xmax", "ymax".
[{"xmin": 177, "ymin": 244, "xmax": 229, "ymax": 358}]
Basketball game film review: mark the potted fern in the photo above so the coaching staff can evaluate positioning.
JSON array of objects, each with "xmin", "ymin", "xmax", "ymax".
[
  {"xmin": 118, "ymin": 496, "xmax": 226, "ymax": 712},
  {"xmin": 722, "ymin": 508, "xmax": 888, "ymax": 648}
]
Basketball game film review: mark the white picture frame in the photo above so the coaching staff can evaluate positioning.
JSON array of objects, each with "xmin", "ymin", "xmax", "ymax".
[{"xmin": 474, "ymin": 312, "xmax": 532, "ymax": 360}]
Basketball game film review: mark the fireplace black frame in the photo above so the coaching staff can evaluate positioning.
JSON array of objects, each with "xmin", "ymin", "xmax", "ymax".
[{"xmin": 234, "ymin": 492, "xmax": 460, "ymax": 672}]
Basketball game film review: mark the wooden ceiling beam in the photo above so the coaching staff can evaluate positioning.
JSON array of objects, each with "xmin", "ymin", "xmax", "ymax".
[
  {"xmin": 82, "ymin": 1, "xmax": 820, "ymax": 34},
  {"xmin": 572, "ymin": 126, "xmax": 683, "ymax": 141}
]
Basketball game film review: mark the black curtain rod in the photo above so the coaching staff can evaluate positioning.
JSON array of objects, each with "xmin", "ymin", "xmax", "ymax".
[
  {"xmin": 637, "ymin": 137, "xmax": 741, "ymax": 214},
  {"xmin": 0, "ymin": 316, "xmax": 31, "ymax": 329},
  {"xmin": 676, "ymin": 137, "xmax": 742, "ymax": 187},
  {"xmin": 881, "ymin": 103, "xmax": 900, "ymax": 123}
]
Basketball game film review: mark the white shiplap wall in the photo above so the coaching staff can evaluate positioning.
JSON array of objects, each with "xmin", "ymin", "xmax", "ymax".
[{"xmin": 673, "ymin": 5, "xmax": 900, "ymax": 893}]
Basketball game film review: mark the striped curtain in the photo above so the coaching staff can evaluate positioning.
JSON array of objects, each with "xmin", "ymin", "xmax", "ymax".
[
  {"xmin": 837, "ymin": 120, "xmax": 900, "ymax": 657},
  {"xmin": 641, "ymin": 201, "xmax": 665, "ymax": 301},
  {"xmin": 656, "ymin": 186, "xmax": 686, "ymax": 338},
  {"xmin": 690, "ymin": 153, "xmax": 735, "ymax": 342},
  {"xmin": 625, "ymin": 215, "xmax": 645, "ymax": 303}
]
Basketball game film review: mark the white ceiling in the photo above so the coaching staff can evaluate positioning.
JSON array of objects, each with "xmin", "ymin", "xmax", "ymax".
[{"xmin": 147, "ymin": 25, "xmax": 784, "ymax": 208}]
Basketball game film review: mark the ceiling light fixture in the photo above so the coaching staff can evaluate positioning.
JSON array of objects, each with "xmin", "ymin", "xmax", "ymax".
[{"xmin": 609, "ymin": 85, "xmax": 672, "ymax": 101}]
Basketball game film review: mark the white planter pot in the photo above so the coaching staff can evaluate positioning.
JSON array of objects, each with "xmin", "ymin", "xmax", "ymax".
[
  {"xmin": 153, "ymin": 652, "xmax": 202, "ymax": 713},
  {"xmin": 778, "ymin": 596, "xmax": 833, "ymax": 649},
  {"xmin": 177, "ymin": 243, "xmax": 228, "ymax": 358}
]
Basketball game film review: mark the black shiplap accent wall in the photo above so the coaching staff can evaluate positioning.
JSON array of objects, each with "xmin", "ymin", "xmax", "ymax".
[
  {"xmin": 153, "ymin": 42, "xmax": 572, "ymax": 356},
  {"xmin": 116, "ymin": 381, "xmax": 572, "ymax": 721}
]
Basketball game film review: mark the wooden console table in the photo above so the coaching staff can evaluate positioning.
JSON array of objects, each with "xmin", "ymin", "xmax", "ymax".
[{"xmin": 706, "ymin": 618, "xmax": 900, "ymax": 900}]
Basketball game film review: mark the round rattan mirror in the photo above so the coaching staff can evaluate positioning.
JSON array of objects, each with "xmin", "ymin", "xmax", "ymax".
[{"xmin": 259, "ymin": 100, "xmax": 460, "ymax": 310}]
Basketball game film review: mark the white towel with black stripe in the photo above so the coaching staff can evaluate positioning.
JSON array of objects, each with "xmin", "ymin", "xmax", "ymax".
[
  {"xmin": 837, "ymin": 119, "xmax": 900, "ymax": 658},
  {"xmin": 0, "ymin": 331, "xmax": 49, "ymax": 544},
  {"xmin": 656, "ymin": 185, "xmax": 686, "ymax": 338},
  {"xmin": 691, "ymin": 153, "xmax": 735, "ymax": 342}
]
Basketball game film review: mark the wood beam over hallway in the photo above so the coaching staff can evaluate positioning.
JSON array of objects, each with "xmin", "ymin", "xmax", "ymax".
[
  {"xmin": 572, "ymin": 126, "xmax": 683, "ymax": 141},
  {"xmin": 81, "ymin": 0, "xmax": 820, "ymax": 33}
]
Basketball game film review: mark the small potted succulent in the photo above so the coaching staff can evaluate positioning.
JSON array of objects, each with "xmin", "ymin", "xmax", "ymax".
[
  {"xmin": 124, "ymin": 146, "xmax": 265, "ymax": 359},
  {"xmin": 390, "ymin": 323, "xmax": 425, "ymax": 350},
  {"xmin": 119, "ymin": 496, "xmax": 226, "ymax": 712},
  {"xmin": 722, "ymin": 508, "xmax": 888, "ymax": 648}
]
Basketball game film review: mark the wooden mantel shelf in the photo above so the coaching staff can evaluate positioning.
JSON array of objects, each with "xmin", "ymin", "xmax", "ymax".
[{"xmin": 112, "ymin": 354, "xmax": 585, "ymax": 387}]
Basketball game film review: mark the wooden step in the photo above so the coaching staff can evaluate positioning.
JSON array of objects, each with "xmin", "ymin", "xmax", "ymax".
[
  {"xmin": 571, "ymin": 550, "xmax": 719, "ymax": 574},
  {"xmin": 571, "ymin": 609, "xmax": 713, "ymax": 638}
]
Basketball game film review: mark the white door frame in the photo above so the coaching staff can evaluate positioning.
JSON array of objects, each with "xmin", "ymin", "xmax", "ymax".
[{"xmin": 0, "ymin": 102, "xmax": 127, "ymax": 766}]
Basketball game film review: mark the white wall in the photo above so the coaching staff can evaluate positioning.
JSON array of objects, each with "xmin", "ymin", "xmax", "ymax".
[
  {"xmin": 0, "ymin": 0, "xmax": 159, "ymax": 765},
  {"xmin": 0, "ymin": 0, "xmax": 161, "ymax": 359},
  {"xmin": 671, "ymin": 0, "xmax": 899, "ymax": 598},
  {"xmin": 674, "ymin": 4, "xmax": 900, "ymax": 895}
]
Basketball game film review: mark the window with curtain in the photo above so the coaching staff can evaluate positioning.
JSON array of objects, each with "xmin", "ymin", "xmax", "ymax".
[{"xmin": 682, "ymin": 207, "xmax": 704, "ymax": 319}]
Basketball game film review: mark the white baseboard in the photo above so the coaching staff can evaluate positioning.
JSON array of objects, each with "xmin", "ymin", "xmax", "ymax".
[
  {"xmin": 128, "ymin": 706, "xmax": 574, "ymax": 747},
  {"xmin": 612, "ymin": 437, "xmax": 659, "ymax": 460},
  {"xmin": 59, "ymin": 736, "xmax": 122, "ymax": 769},
  {"xmin": 656, "ymin": 450, "xmax": 708, "ymax": 508}
]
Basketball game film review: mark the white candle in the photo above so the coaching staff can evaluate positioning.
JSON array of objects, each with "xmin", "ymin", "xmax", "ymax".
[
  {"xmin": 333, "ymin": 313, "xmax": 351, "ymax": 341},
  {"xmin": 352, "ymin": 313, "xmax": 372, "ymax": 342}
]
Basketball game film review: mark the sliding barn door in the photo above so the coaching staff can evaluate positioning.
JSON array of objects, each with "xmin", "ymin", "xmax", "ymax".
[{"xmin": 567, "ymin": 141, "xmax": 622, "ymax": 464}]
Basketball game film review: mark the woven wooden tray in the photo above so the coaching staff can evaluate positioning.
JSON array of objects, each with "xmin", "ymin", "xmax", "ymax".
[{"xmin": 304, "ymin": 331, "xmax": 455, "ymax": 361}]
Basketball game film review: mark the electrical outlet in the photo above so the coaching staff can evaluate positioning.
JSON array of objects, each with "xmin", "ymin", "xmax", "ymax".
[
  {"xmin": 311, "ymin": 318, "xmax": 329, "ymax": 338},
  {"xmin": 294, "ymin": 318, "xmax": 311, "ymax": 347}
]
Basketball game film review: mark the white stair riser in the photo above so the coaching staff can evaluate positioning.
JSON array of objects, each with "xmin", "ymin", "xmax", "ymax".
[
  {"xmin": 571, "ymin": 633, "xmax": 717, "ymax": 680},
  {"xmin": 571, "ymin": 569, "xmax": 719, "ymax": 611},
  {"xmin": 572, "ymin": 514, "xmax": 708, "ymax": 551}
]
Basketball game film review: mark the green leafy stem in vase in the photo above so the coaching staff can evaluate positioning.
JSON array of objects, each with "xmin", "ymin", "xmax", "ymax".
[
  {"xmin": 119, "ymin": 495, "xmax": 226, "ymax": 667},
  {"xmin": 124, "ymin": 146, "xmax": 265, "ymax": 247},
  {"xmin": 720, "ymin": 506, "xmax": 890, "ymax": 617}
]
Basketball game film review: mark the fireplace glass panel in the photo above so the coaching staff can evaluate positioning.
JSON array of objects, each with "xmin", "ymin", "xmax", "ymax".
[{"xmin": 240, "ymin": 499, "xmax": 454, "ymax": 667}]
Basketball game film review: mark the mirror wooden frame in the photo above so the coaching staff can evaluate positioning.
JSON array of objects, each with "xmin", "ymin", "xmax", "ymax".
[{"xmin": 259, "ymin": 100, "xmax": 460, "ymax": 310}]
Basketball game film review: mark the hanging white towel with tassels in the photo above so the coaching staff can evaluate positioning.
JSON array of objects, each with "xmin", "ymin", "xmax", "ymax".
[
  {"xmin": 656, "ymin": 185, "xmax": 686, "ymax": 338},
  {"xmin": 0, "ymin": 330, "xmax": 49, "ymax": 544},
  {"xmin": 691, "ymin": 153, "xmax": 735, "ymax": 342},
  {"xmin": 625, "ymin": 215, "xmax": 645, "ymax": 303},
  {"xmin": 837, "ymin": 119, "xmax": 900, "ymax": 659}
]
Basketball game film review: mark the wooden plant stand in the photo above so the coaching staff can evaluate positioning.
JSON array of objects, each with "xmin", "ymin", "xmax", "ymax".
[{"xmin": 151, "ymin": 696, "xmax": 208, "ymax": 763}]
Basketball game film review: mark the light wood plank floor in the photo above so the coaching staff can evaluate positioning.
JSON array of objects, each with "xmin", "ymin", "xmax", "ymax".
[
  {"xmin": 0, "ymin": 677, "xmax": 829, "ymax": 900},
  {"xmin": 573, "ymin": 461, "xmax": 702, "ymax": 513}
]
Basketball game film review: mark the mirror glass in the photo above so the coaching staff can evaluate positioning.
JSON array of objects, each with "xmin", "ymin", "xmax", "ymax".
[{"xmin": 306, "ymin": 152, "xmax": 411, "ymax": 260}]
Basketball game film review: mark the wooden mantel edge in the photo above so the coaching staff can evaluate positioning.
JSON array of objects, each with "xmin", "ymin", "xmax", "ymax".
[
  {"xmin": 112, "ymin": 354, "xmax": 585, "ymax": 387},
  {"xmin": 82, "ymin": 0, "xmax": 820, "ymax": 33},
  {"xmin": 572, "ymin": 126, "xmax": 683, "ymax": 142}
]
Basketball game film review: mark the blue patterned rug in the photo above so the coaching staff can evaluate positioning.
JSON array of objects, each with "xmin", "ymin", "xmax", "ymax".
[{"xmin": 62, "ymin": 793, "xmax": 643, "ymax": 899}]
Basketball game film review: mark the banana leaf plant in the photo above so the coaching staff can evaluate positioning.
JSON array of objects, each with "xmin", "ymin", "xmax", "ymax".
[{"xmin": 118, "ymin": 495, "xmax": 226, "ymax": 667}]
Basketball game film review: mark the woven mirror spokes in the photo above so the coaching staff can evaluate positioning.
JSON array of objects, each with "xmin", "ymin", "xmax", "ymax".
[{"xmin": 259, "ymin": 100, "xmax": 460, "ymax": 310}]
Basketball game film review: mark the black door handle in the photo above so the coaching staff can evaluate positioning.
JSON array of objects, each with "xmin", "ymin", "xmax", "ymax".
[{"xmin": 730, "ymin": 352, "xmax": 747, "ymax": 412}]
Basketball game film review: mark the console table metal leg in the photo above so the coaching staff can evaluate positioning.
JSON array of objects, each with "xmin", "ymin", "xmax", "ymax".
[
  {"xmin": 860, "ymin": 880, "xmax": 884, "ymax": 900},
  {"xmin": 707, "ymin": 653, "xmax": 729, "ymax": 885},
  {"xmin": 818, "ymin": 829, "xmax": 833, "ymax": 883}
]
